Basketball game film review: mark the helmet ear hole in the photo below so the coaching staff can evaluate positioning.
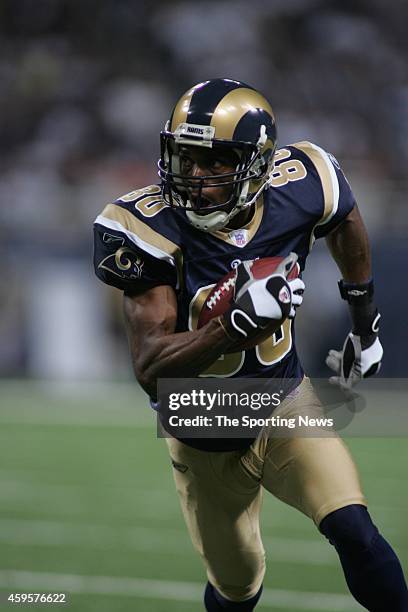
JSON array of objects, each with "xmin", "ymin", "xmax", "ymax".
[{"xmin": 252, "ymin": 155, "xmax": 266, "ymax": 177}]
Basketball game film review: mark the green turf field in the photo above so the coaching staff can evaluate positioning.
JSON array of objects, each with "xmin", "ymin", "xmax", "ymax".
[{"xmin": 0, "ymin": 381, "xmax": 406, "ymax": 611}]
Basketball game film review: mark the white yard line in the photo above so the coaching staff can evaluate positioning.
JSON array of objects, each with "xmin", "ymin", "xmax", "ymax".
[
  {"xmin": 0, "ymin": 474, "xmax": 405, "ymax": 532},
  {"xmin": 0, "ymin": 570, "xmax": 362, "ymax": 611},
  {"xmin": 0, "ymin": 416, "xmax": 153, "ymax": 428},
  {"xmin": 0, "ymin": 379, "xmax": 139, "ymax": 396},
  {"xmin": 0, "ymin": 411, "xmax": 154, "ymax": 428},
  {"xmin": 1, "ymin": 517, "xmax": 404, "ymax": 567},
  {"xmin": 0, "ymin": 380, "xmax": 153, "ymax": 427},
  {"xmin": 0, "ymin": 518, "xmax": 344, "ymax": 566},
  {"xmin": 0, "ymin": 482, "xmax": 175, "ymax": 521}
]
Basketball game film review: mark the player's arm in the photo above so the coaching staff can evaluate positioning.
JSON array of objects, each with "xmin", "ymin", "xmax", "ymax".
[
  {"xmin": 289, "ymin": 142, "xmax": 382, "ymax": 387},
  {"xmin": 123, "ymin": 284, "xmax": 235, "ymax": 398},
  {"xmin": 325, "ymin": 204, "xmax": 383, "ymax": 388},
  {"xmin": 325, "ymin": 205, "xmax": 371, "ymax": 283},
  {"xmin": 123, "ymin": 253, "xmax": 301, "ymax": 398}
]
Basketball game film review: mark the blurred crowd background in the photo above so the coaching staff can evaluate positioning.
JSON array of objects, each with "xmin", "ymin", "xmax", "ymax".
[{"xmin": 1, "ymin": 0, "xmax": 407, "ymax": 383}]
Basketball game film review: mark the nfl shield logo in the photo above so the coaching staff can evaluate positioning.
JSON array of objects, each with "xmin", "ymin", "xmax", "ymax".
[{"xmin": 230, "ymin": 230, "xmax": 248, "ymax": 247}]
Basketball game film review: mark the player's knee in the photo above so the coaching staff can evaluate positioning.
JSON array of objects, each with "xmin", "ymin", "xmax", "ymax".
[
  {"xmin": 211, "ymin": 559, "xmax": 265, "ymax": 602},
  {"xmin": 205, "ymin": 582, "xmax": 263, "ymax": 611},
  {"xmin": 215, "ymin": 581, "xmax": 261, "ymax": 603},
  {"xmin": 207, "ymin": 546, "xmax": 265, "ymax": 602},
  {"xmin": 320, "ymin": 504, "xmax": 378, "ymax": 552}
]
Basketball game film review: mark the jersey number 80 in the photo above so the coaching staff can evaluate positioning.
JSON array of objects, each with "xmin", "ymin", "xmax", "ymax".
[{"xmin": 189, "ymin": 285, "xmax": 293, "ymax": 377}]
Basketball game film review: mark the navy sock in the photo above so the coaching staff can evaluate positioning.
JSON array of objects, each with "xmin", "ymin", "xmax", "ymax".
[
  {"xmin": 204, "ymin": 582, "xmax": 263, "ymax": 611},
  {"xmin": 320, "ymin": 504, "xmax": 408, "ymax": 611}
]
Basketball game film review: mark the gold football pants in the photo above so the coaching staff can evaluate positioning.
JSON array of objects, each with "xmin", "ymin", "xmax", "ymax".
[{"xmin": 165, "ymin": 377, "xmax": 366, "ymax": 602}]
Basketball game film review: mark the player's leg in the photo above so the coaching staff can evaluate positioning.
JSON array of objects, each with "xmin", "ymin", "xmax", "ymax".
[
  {"xmin": 166, "ymin": 437, "xmax": 265, "ymax": 611},
  {"xmin": 260, "ymin": 436, "xmax": 408, "ymax": 610},
  {"xmin": 250, "ymin": 378, "xmax": 408, "ymax": 610},
  {"xmin": 320, "ymin": 504, "xmax": 408, "ymax": 611}
]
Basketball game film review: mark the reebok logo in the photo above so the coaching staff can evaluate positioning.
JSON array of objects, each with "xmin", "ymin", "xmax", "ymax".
[
  {"xmin": 171, "ymin": 459, "xmax": 189, "ymax": 473},
  {"xmin": 102, "ymin": 233, "xmax": 124, "ymax": 246},
  {"xmin": 347, "ymin": 289, "xmax": 367, "ymax": 296}
]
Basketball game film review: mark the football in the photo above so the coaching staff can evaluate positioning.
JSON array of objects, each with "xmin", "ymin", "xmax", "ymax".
[{"xmin": 197, "ymin": 257, "xmax": 300, "ymax": 352}]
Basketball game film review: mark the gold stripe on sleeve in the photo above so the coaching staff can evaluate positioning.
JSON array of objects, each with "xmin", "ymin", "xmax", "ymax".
[
  {"xmin": 292, "ymin": 141, "xmax": 339, "ymax": 250},
  {"xmin": 100, "ymin": 204, "xmax": 181, "ymax": 259},
  {"xmin": 292, "ymin": 141, "xmax": 334, "ymax": 225}
]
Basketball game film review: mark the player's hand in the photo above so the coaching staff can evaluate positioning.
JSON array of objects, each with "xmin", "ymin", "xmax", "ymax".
[
  {"xmin": 326, "ymin": 330, "xmax": 383, "ymax": 390},
  {"xmin": 223, "ymin": 252, "xmax": 303, "ymax": 340}
]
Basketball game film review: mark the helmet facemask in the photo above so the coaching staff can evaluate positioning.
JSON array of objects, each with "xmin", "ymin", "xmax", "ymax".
[{"xmin": 158, "ymin": 127, "xmax": 273, "ymax": 231}]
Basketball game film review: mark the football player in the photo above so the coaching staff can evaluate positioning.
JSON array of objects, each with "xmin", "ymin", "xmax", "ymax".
[{"xmin": 93, "ymin": 79, "xmax": 408, "ymax": 611}]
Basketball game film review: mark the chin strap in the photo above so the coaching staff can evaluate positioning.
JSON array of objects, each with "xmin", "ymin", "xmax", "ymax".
[{"xmin": 186, "ymin": 209, "xmax": 231, "ymax": 232}]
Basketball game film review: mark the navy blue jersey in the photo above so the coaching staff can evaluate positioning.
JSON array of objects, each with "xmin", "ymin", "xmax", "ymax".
[{"xmin": 94, "ymin": 141, "xmax": 355, "ymax": 386}]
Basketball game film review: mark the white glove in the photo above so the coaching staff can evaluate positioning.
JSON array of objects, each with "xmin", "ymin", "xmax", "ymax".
[
  {"xmin": 224, "ymin": 252, "xmax": 302, "ymax": 340},
  {"xmin": 326, "ymin": 332, "xmax": 383, "ymax": 390}
]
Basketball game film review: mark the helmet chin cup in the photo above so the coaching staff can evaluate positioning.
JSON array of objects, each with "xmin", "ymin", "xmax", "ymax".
[
  {"xmin": 186, "ymin": 177, "xmax": 248, "ymax": 232},
  {"xmin": 186, "ymin": 209, "xmax": 231, "ymax": 232},
  {"xmin": 185, "ymin": 176, "xmax": 269, "ymax": 233}
]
